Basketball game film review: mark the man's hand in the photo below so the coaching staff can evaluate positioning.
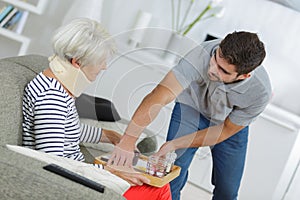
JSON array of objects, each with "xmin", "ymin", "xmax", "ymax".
[
  {"xmin": 154, "ymin": 141, "xmax": 176, "ymax": 157},
  {"xmin": 107, "ymin": 134, "xmax": 137, "ymax": 166},
  {"xmin": 107, "ymin": 145, "xmax": 134, "ymax": 166},
  {"xmin": 104, "ymin": 165, "xmax": 150, "ymax": 186}
]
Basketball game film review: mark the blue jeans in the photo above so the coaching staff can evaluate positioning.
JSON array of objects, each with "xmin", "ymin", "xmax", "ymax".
[{"xmin": 167, "ymin": 103, "xmax": 248, "ymax": 200}]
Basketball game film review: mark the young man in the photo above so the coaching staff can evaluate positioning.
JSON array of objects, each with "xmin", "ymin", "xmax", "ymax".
[{"xmin": 108, "ymin": 31, "xmax": 272, "ymax": 200}]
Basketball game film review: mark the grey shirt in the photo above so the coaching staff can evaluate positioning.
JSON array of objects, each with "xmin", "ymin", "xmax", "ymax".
[{"xmin": 172, "ymin": 39, "xmax": 272, "ymax": 126}]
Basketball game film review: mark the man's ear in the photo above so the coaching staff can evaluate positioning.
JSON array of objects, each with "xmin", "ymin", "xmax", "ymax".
[
  {"xmin": 71, "ymin": 58, "xmax": 80, "ymax": 69},
  {"xmin": 238, "ymin": 73, "xmax": 251, "ymax": 80}
]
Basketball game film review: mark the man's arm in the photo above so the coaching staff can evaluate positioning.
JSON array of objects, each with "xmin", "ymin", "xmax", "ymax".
[
  {"xmin": 155, "ymin": 117, "xmax": 245, "ymax": 156},
  {"xmin": 107, "ymin": 71, "xmax": 184, "ymax": 166}
]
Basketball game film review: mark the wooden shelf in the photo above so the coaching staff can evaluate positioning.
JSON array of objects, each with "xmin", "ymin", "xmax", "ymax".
[
  {"xmin": 0, "ymin": 0, "xmax": 48, "ymax": 57},
  {"xmin": 1, "ymin": 0, "xmax": 48, "ymax": 15}
]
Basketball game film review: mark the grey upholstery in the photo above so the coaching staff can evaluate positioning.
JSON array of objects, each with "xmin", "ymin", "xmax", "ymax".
[
  {"xmin": 0, "ymin": 55, "xmax": 49, "ymax": 146},
  {"xmin": 0, "ymin": 54, "xmax": 125, "ymax": 200}
]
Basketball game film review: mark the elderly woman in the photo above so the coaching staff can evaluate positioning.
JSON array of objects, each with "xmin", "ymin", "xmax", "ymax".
[{"xmin": 22, "ymin": 18, "xmax": 171, "ymax": 200}]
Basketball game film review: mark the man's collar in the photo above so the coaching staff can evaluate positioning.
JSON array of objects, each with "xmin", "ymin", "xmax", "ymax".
[
  {"xmin": 215, "ymin": 70, "xmax": 254, "ymax": 93},
  {"xmin": 229, "ymin": 71, "xmax": 254, "ymax": 93}
]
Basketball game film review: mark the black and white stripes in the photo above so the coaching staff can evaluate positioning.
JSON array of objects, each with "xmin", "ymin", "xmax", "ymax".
[{"xmin": 22, "ymin": 72, "xmax": 102, "ymax": 163}]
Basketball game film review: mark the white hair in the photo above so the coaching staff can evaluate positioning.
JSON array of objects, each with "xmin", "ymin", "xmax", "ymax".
[{"xmin": 52, "ymin": 18, "xmax": 116, "ymax": 67}]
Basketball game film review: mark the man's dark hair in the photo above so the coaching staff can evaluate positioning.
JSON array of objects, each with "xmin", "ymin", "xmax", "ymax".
[{"xmin": 219, "ymin": 31, "xmax": 266, "ymax": 75}]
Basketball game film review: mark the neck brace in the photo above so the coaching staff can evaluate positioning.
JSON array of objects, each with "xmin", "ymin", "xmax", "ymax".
[{"xmin": 48, "ymin": 55, "xmax": 91, "ymax": 97}]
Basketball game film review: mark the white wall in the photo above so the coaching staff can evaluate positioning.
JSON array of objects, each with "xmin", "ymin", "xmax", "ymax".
[
  {"xmin": 21, "ymin": 0, "xmax": 213, "ymax": 57},
  {"xmin": 23, "ymin": 0, "xmax": 73, "ymax": 56}
]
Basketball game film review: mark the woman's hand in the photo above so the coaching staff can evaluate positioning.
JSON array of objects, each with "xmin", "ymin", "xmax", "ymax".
[
  {"xmin": 100, "ymin": 129, "xmax": 122, "ymax": 145},
  {"xmin": 104, "ymin": 165, "xmax": 150, "ymax": 186}
]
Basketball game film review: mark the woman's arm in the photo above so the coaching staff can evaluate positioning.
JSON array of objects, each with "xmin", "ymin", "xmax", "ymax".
[
  {"xmin": 32, "ymin": 93, "xmax": 67, "ymax": 156},
  {"xmin": 80, "ymin": 123, "xmax": 121, "ymax": 145}
]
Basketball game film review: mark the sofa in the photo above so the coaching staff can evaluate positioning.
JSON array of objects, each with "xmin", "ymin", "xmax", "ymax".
[{"xmin": 0, "ymin": 54, "xmax": 157, "ymax": 199}]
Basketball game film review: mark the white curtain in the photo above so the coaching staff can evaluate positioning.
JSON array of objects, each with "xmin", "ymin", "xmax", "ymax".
[{"xmin": 62, "ymin": 0, "xmax": 104, "ymax": 25}]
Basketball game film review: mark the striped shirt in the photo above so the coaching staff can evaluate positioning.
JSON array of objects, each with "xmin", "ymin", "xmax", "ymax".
[{"xmin": 22, "ymin": 72, "xmax": 102, "ymax": 165}]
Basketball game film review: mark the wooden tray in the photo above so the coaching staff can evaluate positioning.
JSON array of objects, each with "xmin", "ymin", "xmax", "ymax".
[{"xmin": 94, "ymin": 154, "xmax": 181, "ymax": 187}]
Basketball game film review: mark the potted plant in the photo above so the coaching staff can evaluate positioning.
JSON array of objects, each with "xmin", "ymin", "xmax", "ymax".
[
  {"xmin": 164, "ymin": 0, "xmax": 225, "ymax": 62},
  {"xmin": 171, "ymin": 0, "xmax": 225, "ymax": 36}
]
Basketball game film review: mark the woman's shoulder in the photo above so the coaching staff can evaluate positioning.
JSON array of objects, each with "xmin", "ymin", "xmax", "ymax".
[{"xmin": 25, "ymin": 72, "xmax": 69, "ymax": 100}]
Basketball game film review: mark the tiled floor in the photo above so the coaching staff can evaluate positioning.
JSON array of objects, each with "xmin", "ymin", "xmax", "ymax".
[{"xmin": 181, "ymin": 182, "xmax": 212, "ymax": 200}]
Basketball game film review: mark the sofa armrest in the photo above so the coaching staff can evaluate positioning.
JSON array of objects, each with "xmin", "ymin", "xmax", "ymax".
[{"xmin": 1, "ymin": 146, "xmax": 125, "ymax": 200}]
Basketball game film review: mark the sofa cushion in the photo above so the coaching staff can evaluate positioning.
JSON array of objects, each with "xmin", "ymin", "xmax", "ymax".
[
  {"xmin": 2, "ymin": 54, "xmax": 49, "ymax": 74},
  {"xmin": 0, "ymin": 55, "xmax": 47, "ymax": 146}
]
